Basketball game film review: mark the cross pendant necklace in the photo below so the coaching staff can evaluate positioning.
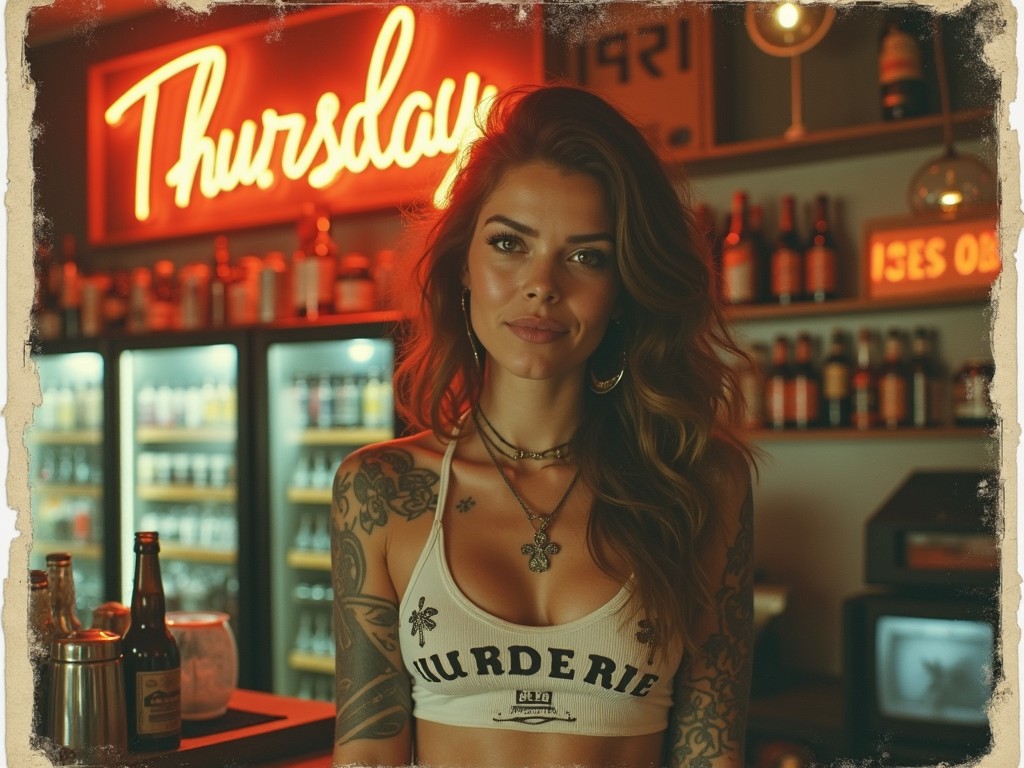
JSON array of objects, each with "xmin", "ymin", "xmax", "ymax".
[{"xmin": 474, "ymin": 410, "xmax": 580, "ymax": 574}]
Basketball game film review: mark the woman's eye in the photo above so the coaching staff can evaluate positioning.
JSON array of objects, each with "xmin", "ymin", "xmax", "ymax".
[
  {"xmin": 485, "ymin": 233, "xmax": 523, "ymax": 253},
  {"xmin": 569, "ymin": 249, "xmax": 608, "ymax": 267}
]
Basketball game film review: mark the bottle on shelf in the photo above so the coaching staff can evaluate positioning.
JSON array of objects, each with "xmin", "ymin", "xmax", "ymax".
[
  {"xmin": 909, "ymin": 327, "xmax": 940, "ymax": 427},
  {"xmin": 879, "ymin": 13, "xmax": 928, "ymax": 121},
  {"xmin": 878, "ymin": 329, "xmax": 910, "ymax": 428},
  {"xmin": 335, "ymin": 252, "xmax": 376, "ymax": 313},
  {"xmin": 764, "ymin": 336, "xmax": 793, "ymax": 430},
  {"xmin": 952, "ymin": 359, "xmax": 995, "ymax": 427},
  {"xmin": 60, "ymin": 234, "xmax": 81, "ymax": 340},
  {"xmin": 149, "ymin": 259, "xmax": 178, "ymax": 332},
  {"xmin": 770, "ymin": 195, "xmax": 804, "ymax": 305},
  {"xmin": 29, "ymin": 569, "xmax": 56, "ymax": 740},
  {"xmin": 720, "ymin": 191, "xmax": 757, "ymax": 305},
  {"xmin": 735, "ymin": 343, "xmax": 766, "ymax": 430},
  {"xmin": 46, "ymin": 552, "xmax": 83, "ymax": 637},
  {"xmin": 804, "ymin": 195, "xmax": 839, "ymax": 303},
  {"xmin": 209, "ymin": 235, "xmax": 233, "ymax": 328},
  {"xmin": 122, "ymin": 531, "xmax": 182, "ymax": 752},
  {"xmin": 748, "ymin": 203, "xmax": 771, "ymax": 302},
  {"xmin": 333, "ymin": 374, "xmax": 362, "ymax": 428},
  {"xmin": 127, "ymin": 267, "xmax": 152, "ymax": 334},
  {"xmin": 35, "ymin": 241, "xmax": 63, "ymax": 341},
  {"xmin": 103, "ymin": 268, "xmax": 131, "ymax": 334},
  {"xmin": 791, "ymin": 333, "xmax": 821, "ymax": 429},
  {"xmin": 851, "ymin": 328, "xmax": 878, "ymax": 430},
  {"xmin": 821, "ymin": 329, "xmax": 852, "ymax": 428}
]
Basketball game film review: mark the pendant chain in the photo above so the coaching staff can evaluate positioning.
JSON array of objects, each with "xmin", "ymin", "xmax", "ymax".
[{"xmin": 473, "ymin": 410, "xmax": 581, "ymax": 573}]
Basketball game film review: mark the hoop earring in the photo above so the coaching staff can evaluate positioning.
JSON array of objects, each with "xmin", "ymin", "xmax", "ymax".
[
  {"xmin": 462, "ymin": 289, "xmax": 481, "ymax": 371},
  {"xmin": 589, "ymin": 321, "xmax": 626, "ymax": 395}
]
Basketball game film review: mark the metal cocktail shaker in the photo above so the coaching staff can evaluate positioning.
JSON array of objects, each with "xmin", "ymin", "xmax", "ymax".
[{"xmin": 48, "ymin": 629, "xmax": 128, "ymax": 766}]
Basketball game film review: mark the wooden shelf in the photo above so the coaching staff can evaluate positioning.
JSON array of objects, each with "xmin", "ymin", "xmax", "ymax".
[
  {"xmin": 160, "ymin": 542, "xmax": 236, "ymax": 565},
  {"xmin": 30, "ymin": 540, "xmax": 102, "ymax": 559},
  {"xmin": 287, "ymin": 549, "xmax": 331, "ymax": 571},
  {"xmin": 137, "ymin": 426, "xmax": 236, "ymax": 443},
  {"xmin": 290, "ymin": 427, "xmax": 392, "ymax": 446},
  {"xmin": 746, "ymin": 426, "xmax": 991, "ymax": 442},
  {"xmin": 137, "ymin": 485, "xmax": 236, "ymax": 502},
  {"xmin": 28, "ymin": 429, "xmax": 103, "ymax": 445},
  {"xmin": 33, "ymin": 483, "xmax": 102, "ymax": 498},
  {"xmin": 288, "ymin": 650, "xmax": 334, "ymax": 675},
  {"xmin": 727, "ymin": 290, "xmax": 991, "ymax": 323},
  {"xmin": 687, "ymin": 109, "xmax": 994, "ymax": 176},
  {"xmin": 287, "ymin": 488, "xmax": 332, "ymax": 505}
]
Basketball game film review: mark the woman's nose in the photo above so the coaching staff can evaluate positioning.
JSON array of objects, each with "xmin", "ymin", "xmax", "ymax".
[{"xmin": 523, "ymin": 257, "xmax": 559, "ymax": 303}]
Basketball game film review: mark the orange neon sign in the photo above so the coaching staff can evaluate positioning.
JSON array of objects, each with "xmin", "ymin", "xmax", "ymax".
[
  {"xmin": 88, "ymin": 4, "xmax": 541, "ymax": 245},
  {"xmin": 863, "ymin": 211, "xmax": 1000, "ymax": 300}
]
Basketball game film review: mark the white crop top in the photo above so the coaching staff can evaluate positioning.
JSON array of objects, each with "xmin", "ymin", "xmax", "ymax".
[{"xmin": 397, "ymin": 437, "xmax": 683, "ymax": 736}]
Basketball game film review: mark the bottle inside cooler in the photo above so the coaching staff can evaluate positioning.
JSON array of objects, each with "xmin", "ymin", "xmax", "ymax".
[
  {"xmin": 119, "ymin": 344, "xmax": 240, "ymax": 629},
  {"xmin": 27, "ymin": 351, "xmax": 106, "ymax": 617},
  {"xmin": 267, "ymin": 336, "xmax": 394, "ymax": 698}
]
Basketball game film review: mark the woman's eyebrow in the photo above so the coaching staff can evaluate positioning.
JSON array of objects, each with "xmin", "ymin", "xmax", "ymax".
[{"xmin": 484, "ymin": 214, "xmax": 612, "ymax": 245}]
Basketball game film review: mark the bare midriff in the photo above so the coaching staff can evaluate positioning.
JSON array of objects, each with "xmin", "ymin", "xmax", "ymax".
[{"xmin": 414, "ymin": 720, "xmax": 665, "ymax": 768}]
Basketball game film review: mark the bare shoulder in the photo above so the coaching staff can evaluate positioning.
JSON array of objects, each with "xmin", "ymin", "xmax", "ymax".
[{"xmin": 332, "ymin": 431, "xmax": 447, "ymax": 536}]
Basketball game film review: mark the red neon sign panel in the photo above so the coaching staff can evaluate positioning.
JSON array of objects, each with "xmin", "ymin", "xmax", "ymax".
[{"xmin": 88, "ymin": 4, "xmax": 541, "ymax": 245}]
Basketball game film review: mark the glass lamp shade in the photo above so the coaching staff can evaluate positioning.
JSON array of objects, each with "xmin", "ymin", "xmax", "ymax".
[{"xmin": 907, "ymin": 149, "xmax": 997, "ymax": 216}]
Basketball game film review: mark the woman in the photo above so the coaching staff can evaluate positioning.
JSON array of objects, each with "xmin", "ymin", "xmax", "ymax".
[{"xmin": 331, "ymin": 84, "xmax": 754, "ymax": 768}]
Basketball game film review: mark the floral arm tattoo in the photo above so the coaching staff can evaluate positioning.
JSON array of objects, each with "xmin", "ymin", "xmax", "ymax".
[
  {"xmin": 663, "ymin": 487, "xmax": 754, "ymax": 768},
  {"xmin": 332, "ymin": 448, "xmax": 440, "ymax": 752}
]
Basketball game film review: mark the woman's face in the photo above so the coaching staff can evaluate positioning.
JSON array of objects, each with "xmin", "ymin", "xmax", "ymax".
[{"xmin": 463, "ymin": 161, "xmax": 621, "ymax": 385}]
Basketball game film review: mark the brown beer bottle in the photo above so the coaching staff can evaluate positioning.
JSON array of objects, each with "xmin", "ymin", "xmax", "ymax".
[
  {"xmin": 804, "ymin": 195, "xmax": 839, "ymax": 302},
  {"xmin": 765, "ymin": 336, "xmax": 793, "ymax": 430},
  {"xmin": 878, "ymin": 329, "xmax": 910, "ymax": 428},
  {"xmin": 29, "ymin": 569, "xmax": 56, "ymax": 740},
  {"xmin": 791, "ymin": 333, "xmax": 821, "ymax": 429},
  {"xmin": 123, "ymin": 532, "xmax": 181, "ymax": 752},
  {"xmin": 720, "ymin": 191, "xmax": 757, "ymax": 305},
  {"xmin": 770, "ymin": 195, "xmax": 804, "ymax": 304},
  {"xmin": 46, "ymin": 552, "xmax": 83, "ymax": 637},
  {"xmin": 851, "ymin": 329, "xmax": 878, "ymax": 430}
]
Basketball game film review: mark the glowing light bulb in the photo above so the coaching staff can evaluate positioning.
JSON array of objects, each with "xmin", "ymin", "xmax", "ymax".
[{"xmin": 775, "ymin": 2, "xmax": 801, "ymax": 30}]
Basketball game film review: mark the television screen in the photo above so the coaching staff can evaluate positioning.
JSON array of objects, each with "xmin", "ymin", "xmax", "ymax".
[{"xmin": 875, "ymin": 614, "xmax": 995, "ymax": 727}]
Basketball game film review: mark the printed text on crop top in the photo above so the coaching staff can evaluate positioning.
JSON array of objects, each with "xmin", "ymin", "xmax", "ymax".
[{"xmin": 397, "ymin": 437, "xmax": 684, "ymax": 735}]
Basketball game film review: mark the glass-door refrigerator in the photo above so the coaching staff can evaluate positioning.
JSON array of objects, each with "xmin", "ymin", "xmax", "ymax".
[
  {"xmin": 253, "ymin": 315, "xmax": 400, "ymax": 699},
  {"xmin": 27, "ymin": 341, "xmax": 111, "ymax": 618},
  {"xmin": 113, "ymin": 332, "xmax": 254, "ymax": 679}
]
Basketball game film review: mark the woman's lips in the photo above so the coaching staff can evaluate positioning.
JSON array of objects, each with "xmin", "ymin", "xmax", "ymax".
[{"xmin": 506, "ymin": 317, "xmax": 568, "ymax": 344}]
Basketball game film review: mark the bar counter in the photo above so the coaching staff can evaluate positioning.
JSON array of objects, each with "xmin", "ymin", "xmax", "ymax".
[{"xmin": 128, "ymin": 689, "xmax": 334, "ymax": 767}]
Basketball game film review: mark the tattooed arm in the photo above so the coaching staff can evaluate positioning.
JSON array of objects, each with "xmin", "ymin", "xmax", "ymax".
[
  {"xmin": 663, "ymin": 451, "xmax": 754, "ymax": 768},
  {"xmin": 331, "ymin": 446, "xmax": 438, "ymax": 767}
]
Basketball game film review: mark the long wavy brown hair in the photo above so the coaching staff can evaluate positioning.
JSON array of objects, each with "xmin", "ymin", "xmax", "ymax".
[{"xmin": 394, "ymin": 84, "xmax": 753, "ymax": 655}]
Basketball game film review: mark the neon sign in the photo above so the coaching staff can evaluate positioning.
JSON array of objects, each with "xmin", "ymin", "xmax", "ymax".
[
  {"xmin": 863, "ymin": 211, "xmax": 1000, "ymax": 300},
  {"xmin": 88, "ymin": 4, "xmax": 540, "ymax": 245}
]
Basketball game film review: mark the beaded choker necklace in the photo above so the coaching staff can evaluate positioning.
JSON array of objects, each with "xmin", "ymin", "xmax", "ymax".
[{"xmin": 475, "ymin": 406, "xmax": 572, "ymax": 461}]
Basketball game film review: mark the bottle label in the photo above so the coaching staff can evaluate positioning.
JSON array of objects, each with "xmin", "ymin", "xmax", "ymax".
[
  {"xmin": 334, "ymin": 279, "xmax": 375, "ymax": 313},
  {"xmin": 793, "ymin": 377, "xmax": 820, "ymax": 426},
  {"xmin": 879, "ymin": 375, "xmax": 908, "ymax": 425},
  {"xmin": 880, "ymin": 31, "xmax": 923, "ymax": 84},
  {"xmin": 722, "ymin": 243, "xmax": 755, "ymax": 303},
  {"xmin": 771, "ymin": 248, "xmax": 802, "ymax": 298},
  {"xmin": 804, "ymin": 246, "xmax": 837, "ymax": 297},
  {"xmin": 135, "ymin": 668, "xmax": 181, "ymax": 735},
  {"xmin": 822, "ymin": 363, "xmax": 850, "ymax": 399}
]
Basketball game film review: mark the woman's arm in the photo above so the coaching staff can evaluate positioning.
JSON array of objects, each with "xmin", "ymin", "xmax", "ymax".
[
  {"xmin": 663, "ymin": 455, "xmax": 754, "ymax": 768},
  {"xmin": 331, "ymin": 448, "xmax": 421, "ymax": 767}
]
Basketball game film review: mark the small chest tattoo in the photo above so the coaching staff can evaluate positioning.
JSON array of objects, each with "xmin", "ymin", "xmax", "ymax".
[{"xmin": 456, "ymin": 497, "xmax": 476, "ymax": 513}]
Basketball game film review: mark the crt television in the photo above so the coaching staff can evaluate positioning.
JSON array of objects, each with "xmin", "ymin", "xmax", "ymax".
[{"xmin": 843, "ymin": 590, "xmax": 999, "ymax": 764}]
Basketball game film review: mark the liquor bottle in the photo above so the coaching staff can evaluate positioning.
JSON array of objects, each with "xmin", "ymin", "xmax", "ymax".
[
  {"xmin": 313, "ymin": 209, "xmax": 337, "ymax": 316},
  {"xmin": 335, "ymin": 252, "xmax": 376, "ymax": 313},
  {"xmin": 149, "ymin": 260, "xmax": 178, "ymax": 332},
  {"xmin": 60, "ymin": 234, "xmax": 81, "ymax": 339},
  {"xmin": 46, "ymin": 552, "xmax": 83, "ymax": 637},
  {"xmin": 909, "ymin": 327, "xmax": 939, "ymax": 427},
  {"xmin": 720, "ymin": 191, "xmax": 757, "ymax": 305},
  {"xmin": 879, "ymin": 15, "xmax": 927, "ymax": 121},
  {"xmin": 952, "ymin": 359, "xmax": 995, "ymax": 427},
  {"xmin": 821, "ymin": 328, "xmax": 852, "ymax": 428},
  {"xmin": 851, "ymin": 329, "xmax": 878, "ymax": 430},
  {"xmin": 209, "ymin": 235, "xmax": 233, "ymax": 328},
  {"xmin": 748, "ymin": 203, "xmax": 771, "ymax": 302},
  {"xmin": 29, "ymin": 569, "xmax": 56, "ymax": 740},
  {"xmin": 878, "ymin": 329, "xmax": 910, "ymax": 428},
  {"xmin": 102, "ymin": 269, "xmax": 131, "ymax": 333},
  {"xmin": 804, "ymin": 195, "xmax": 839, "ymax": 303},
  {"xmin": 122, "ymin": 531, "xmax": 181, "ymax": 752},
  {"xmin": 735, "ymin": 343, "xmax": 766, "ymax": 430},
  {"xmin": 770, "ymin": 195, "xmax": 803, "ymax": 304},
  {"xmin": 791, "ymin": 333, "xmax": 821, "ymax": 429},
  {"xmin": 34, "ymin": 241, "xmax": 63, "ymax": 341},
  {"xmin": 764, "ymin": 336, "xmax": 792, "ymax": 430}
]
